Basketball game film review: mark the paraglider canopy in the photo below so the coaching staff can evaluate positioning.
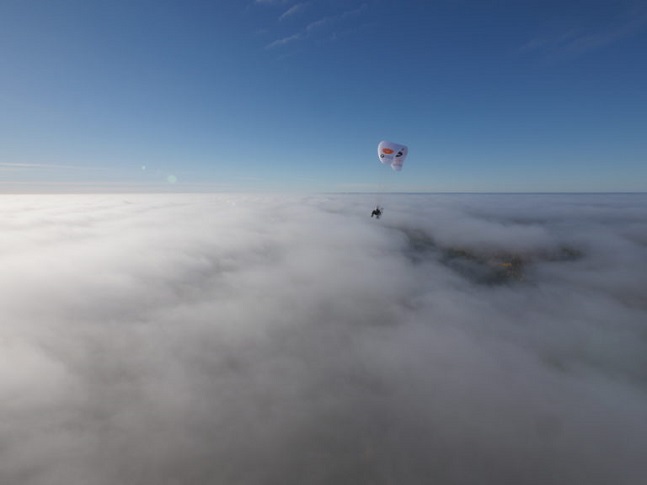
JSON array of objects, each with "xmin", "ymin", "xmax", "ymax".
[{"xmin": 378, "ymin": 140, "xmax": 408, "ymax": 171}]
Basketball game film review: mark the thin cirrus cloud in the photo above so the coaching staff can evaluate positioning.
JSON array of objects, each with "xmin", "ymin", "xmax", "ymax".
[
  {"xmin": 264, "ymin": 16, "xmax": 332, "ymax": 49},
  {"xmin": 265, "ymin": 3, "xmax": 367, "ymax": 49},
  {"xmin": 0, "ymin": 192, "xmax": 646, "ymax": 485},
  {"xmin": 265, "ymin": 32, "xmax": 302, "ymax": 49},
  {"xmin": 522, "ymin": 4, "xmax": 647, "ymax": 57},
  {"xmin": 279, "ymin": 2, "xmax": 308, "ymax": 21},
  {"xmin": 0, "ymin": 162, "xmax": 110, "ymax": 171}
]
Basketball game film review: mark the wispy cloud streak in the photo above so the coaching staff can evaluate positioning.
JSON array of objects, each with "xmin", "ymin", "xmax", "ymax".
[
  {"xmin": 522, "ymin": 4, "xmax": 647, "ymax": 57},
  {"xmin": 0, "ymin": 162, "xmax": 109, "ymax": 171},
  {"xmin": 265, "ymin": 32, "xmax": 302, "ymax": 49},
  {"xmin": 265, "ymin": 3, "xmax": 368, "ymax": 49},
  {"xmin": 279, "ymin": 2, "xmax": 307, "ymax": 21}
]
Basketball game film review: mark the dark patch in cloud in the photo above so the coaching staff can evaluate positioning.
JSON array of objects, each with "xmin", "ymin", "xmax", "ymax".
[{"xmin": 398, "ymin": 226, "xmax": 584, "ymax": 285}]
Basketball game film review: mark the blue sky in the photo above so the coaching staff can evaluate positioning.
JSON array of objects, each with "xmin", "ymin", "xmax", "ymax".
[{"xmin": 1, "ymin": 0, "xmax": 646, "ymax": 192}]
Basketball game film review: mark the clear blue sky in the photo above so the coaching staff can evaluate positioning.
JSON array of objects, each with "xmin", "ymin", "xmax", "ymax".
[{"xmin": 1, "ymin": 0, "xmax": 646, "ymax": 192}]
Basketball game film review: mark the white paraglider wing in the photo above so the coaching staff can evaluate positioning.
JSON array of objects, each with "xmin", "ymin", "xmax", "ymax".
[{"xmin": 377, "ymin": 140, "xmax": 408, "ymax": 171}]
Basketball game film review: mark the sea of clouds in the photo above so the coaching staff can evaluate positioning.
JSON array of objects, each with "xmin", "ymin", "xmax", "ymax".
[{"xmin": 1, "ymin": 192, "xmax": 646, "ymax": 485}]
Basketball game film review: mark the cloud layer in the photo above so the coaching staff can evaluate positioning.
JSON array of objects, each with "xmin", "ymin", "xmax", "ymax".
[{"xmin": 1, "ymin": 193, "xmax": 646, "ymax": 484}]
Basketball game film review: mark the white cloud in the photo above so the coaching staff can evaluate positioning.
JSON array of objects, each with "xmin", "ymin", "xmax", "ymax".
[{"xmin": 1, "ymin": 193, "xmax": 646, "ymax": 484}]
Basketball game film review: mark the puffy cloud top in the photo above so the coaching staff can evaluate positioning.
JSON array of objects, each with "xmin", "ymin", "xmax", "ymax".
[{"xmin": 1, "ymin": 193, "xmax": 646, "ymax": 485}]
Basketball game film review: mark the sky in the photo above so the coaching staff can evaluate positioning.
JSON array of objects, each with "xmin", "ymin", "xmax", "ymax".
[
  {"xmin": 1, "ymin": 192, "xmax": 646, "ymax": 484},
  {"xmin": 1, "ymin": 0, "xmax": 646, "ymax": 193}
]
